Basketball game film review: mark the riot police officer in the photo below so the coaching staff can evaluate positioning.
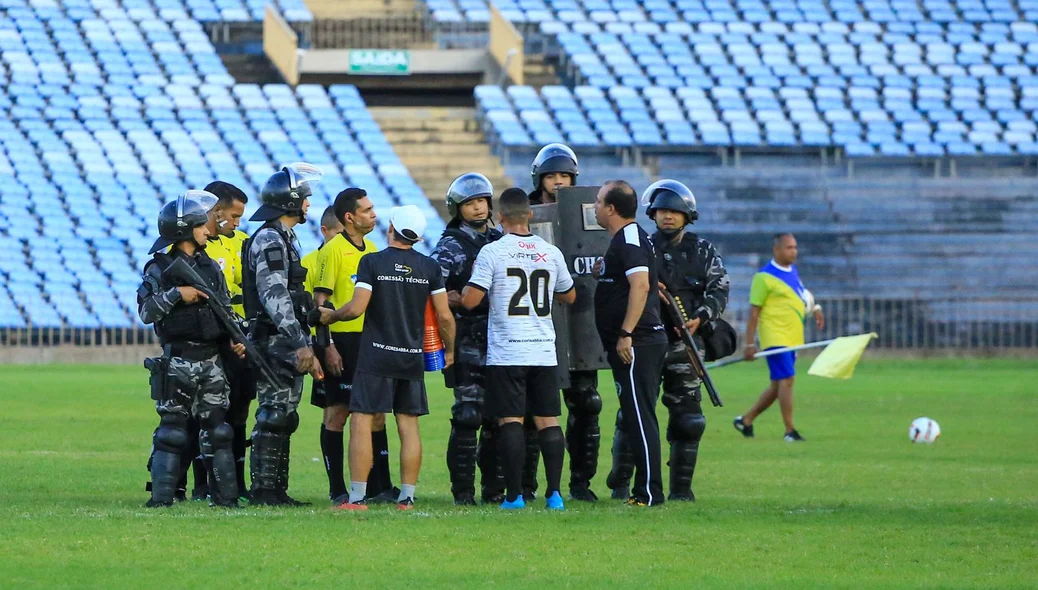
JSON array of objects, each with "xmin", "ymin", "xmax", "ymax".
[
  {"xmin": 433, "ymin": 172, "xmax": 505, "ymax": 505},
  {"xmin": 241, "ymin": 163, "xmax": 324, "ymax": 506},
  {"xmin": 138, "ymin": 191, "xmax": 245, "ymax": 508},
  {"xmin": 606, "ymin": 179, "xmax": 730, "ymax": 501},
  {"xmin": 528, "ymin": 143, "xmax": 601, "ymax": 502}
]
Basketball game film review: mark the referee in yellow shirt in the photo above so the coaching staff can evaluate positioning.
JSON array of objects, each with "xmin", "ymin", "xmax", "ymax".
[
  {"xmin": 302, "ymin": 206, "xmax": 344, "ymax": 405},
  {"xmin": 201, "ymin": 181, "xmax": 253, "ymax": 499},
  {"xmin": 313, "ymin": 188, "xmax": 396, "ymax": 505},
  {"xmin": 733, "ymin": 233, "xmax": 824, "ymax": 442}
]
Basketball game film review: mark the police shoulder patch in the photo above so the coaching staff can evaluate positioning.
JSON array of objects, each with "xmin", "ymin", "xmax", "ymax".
[{"xmin": 264, "ymin": 246, "xmax": 286, "ymax": 271}]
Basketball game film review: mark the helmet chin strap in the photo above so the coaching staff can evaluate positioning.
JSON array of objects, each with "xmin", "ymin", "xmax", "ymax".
[
  {"xmin": 464, "ymin": 218, "xmax": 489, "ymax": 228},
  {"xmin": 659, "ymin": 227, "xmax": 684, "ymax": 240}
]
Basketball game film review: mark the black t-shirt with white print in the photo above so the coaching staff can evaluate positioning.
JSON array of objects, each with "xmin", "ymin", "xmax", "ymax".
[
  {"xmin": 354, "ymin": 247, "xmax": 446, "ymax": 380},
  {"xmin": 594, "ymin": 222, "xmax": 667, "ymax": 348}
]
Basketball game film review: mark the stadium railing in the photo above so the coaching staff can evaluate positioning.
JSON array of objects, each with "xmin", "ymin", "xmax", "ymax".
[
  {"xmin": 2, "ymin": 297, "xmax": 1036, "ymax": 353},
  {"xmin": 725, "ymin": 296, "xmax": 1038, "ymax": 351}
]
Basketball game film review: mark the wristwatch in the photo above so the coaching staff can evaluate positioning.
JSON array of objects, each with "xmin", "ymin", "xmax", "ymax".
[{"xmin": 619, "ymin": 329, "xmax": 633, "ymax": 338}]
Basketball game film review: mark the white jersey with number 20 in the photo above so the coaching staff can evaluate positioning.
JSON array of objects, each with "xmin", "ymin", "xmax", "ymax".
[{"xmin": 467, "ymin": 233, "xmax": 575, "ymax": 367}]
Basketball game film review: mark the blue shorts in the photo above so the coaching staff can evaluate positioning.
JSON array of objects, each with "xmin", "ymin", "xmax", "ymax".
[{"xmin": 764, "ymin": 348, "xmax": 797, "ymax": 381}]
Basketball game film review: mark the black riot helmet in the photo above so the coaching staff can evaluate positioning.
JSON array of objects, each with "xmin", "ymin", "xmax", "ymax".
[
  {"xmin": 530, "ymin": 143, "xmax": 579, "ymax": 189},
  {"xmin": 149, "ymin": 190, "xmax": 218, "ymax": 253},
  {"xmin": 250, "ymin": 162, "xmax": 323, "ymax": 222},
  {"xmin": 445, "ymin": 172, "xmax": 494, "ymax": 220},
  {"xmin": 642, "ymin": 179, "xmax": 699, "ymax": 224}
]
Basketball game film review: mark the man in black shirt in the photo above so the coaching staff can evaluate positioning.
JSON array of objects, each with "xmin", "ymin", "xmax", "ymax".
[
  {"xmin": 592, "ymin": 180, "xmax": 668, "ymax": 507},
  {"xmin": 318, "ymin": 205, "xmax": 456, "ymax": 510}
]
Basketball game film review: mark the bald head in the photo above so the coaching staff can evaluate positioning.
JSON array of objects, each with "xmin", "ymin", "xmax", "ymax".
[{"xmin": 772, "ymin": 232, "xmax": 798, "ymax": 266}]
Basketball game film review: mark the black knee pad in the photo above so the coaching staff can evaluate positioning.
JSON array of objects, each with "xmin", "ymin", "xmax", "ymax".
[
  {"xmin": 670, "ymin": 412, "xmax": 706, "ymax": 443},
  {"xmin": 255, "ymin": 405, "xmax": 288, "ymax": 433},
  {"xmin": 285, "ymin": 411, "xmax": 300, "ymax": 435},
  {"xmin": 155, "ymin": 414, "xmax": 189, "ymax": 453},
  {"xmin": 200, "ymin": 409, "xmax": 228, "ymax": 432},
  {"xmin": 565, "ymin": 389, "xmax": 602, "ymax": 417},
  {"xmin": 582, "ymin": 391, "xmax": 603, "ymax": 416},
  {"xmin": 451, "ymin": 402, "xmax": 482, "ymax": 429},
  {"xmin": 211, "ymin": 423, "xmax": 234, "ymax": 448}
]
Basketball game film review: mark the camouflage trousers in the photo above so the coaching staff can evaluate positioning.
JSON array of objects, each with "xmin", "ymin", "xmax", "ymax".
[
  {"xmin": 149, "ymin": 353, "xmax": 235, "ymax": 505},
  {"xmin": 155, "ymin": 355, "xmax": 230, "ymax": 423},
  {"xmin": 660, "ymin": 339, "xmax": 704, "ymax": 416},
  {"xmin": 250, "ymin": 336, "xmax": 304, "ymax": 497},
  {"xmin": 255, "ymin": 335, "xmax": 304, "ymax": 411}
]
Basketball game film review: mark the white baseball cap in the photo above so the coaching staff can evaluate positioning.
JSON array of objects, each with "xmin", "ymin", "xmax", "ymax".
[{"xmin": 390, "ymin": 205, "xmax": 426, "ymax": 243}]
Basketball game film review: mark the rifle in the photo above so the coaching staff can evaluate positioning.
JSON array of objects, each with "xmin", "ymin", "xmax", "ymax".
[
  {"xmin": 659, "ymin": 286, "xmax": 723, "ymax": 408},
  {"xmin": 163, "ymin": 256, "xmax": 285, "ymax": 390}
]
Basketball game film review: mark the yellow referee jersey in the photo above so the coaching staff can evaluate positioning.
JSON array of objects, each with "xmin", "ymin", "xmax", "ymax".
[
  {"xmin": 206, "ymin": 230, "xmax": 248, "ymax": 318},
  {"xmin": 315, "ymin": 232, "xmax": 377, "ymax": 333},
  {"xmin": 301, "ymin": 245, "xmax": 323, "ymax": 337}
]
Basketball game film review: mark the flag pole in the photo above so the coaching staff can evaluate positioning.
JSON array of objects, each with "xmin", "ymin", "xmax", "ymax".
[{"xmin": 705, "ymin": 338, "xmax": 839, "ymax": 369}]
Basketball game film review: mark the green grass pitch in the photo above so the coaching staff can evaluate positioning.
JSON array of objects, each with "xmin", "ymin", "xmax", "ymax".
[{"xmin": 1, "ymin": 358, "xmax": 1036, "ymax": 588}]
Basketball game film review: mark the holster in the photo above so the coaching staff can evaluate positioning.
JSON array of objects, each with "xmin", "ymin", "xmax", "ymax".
[
  {"xmin": 700, "ymin": 318, "xmax": 738, "ymax": 362},
  {"xmin": 144, "ymin": 356, "xmax": 170, "ymax": 401},
  {"xmin": 442, "ymin": 364, "xmax": 457, "ymax": 389}
]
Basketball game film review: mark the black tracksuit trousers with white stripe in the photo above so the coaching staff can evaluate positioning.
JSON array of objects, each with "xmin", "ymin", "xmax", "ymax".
[{"xmin": 607, "ymin": 342, "xmax": 667, "ymax": 506}]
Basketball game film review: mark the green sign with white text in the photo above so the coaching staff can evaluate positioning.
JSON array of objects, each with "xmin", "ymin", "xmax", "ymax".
[{"xmin": 347, "ymin": 50, "xmax": 411, "ymax": 76}]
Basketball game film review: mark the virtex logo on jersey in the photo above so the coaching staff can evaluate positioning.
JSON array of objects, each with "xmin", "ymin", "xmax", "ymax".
[{"xmin": 508, "ymin": 251, "xmax": 548, "ymax": 263}]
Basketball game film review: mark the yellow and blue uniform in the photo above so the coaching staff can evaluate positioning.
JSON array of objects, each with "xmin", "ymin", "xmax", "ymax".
[
  {"xmin": 205, "ymin": 230, "xmax": 248, "ymax": 318},
  {"xmin": 749, "ymin": 260, "xmax": 809, "ymax": 380},
  {"xmin": 314, "ymin": 232, "xmax": 377, "ymax": 334}
]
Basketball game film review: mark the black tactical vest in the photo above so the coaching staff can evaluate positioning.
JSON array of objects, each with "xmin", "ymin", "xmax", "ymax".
[
  {"xmin": 241, "ymin": 221, "xmax": 313, "ymax": 334},
  {"xmin": 655, "ymin": 232, "xmax": 707, "ymax": 328},
  {"xmin": 147, "ymin": 251, "xmax": 225, "ymax": 346},
  {"xmin": 442, "ymin": 225, "xmax": 501, "ymax": 318}
]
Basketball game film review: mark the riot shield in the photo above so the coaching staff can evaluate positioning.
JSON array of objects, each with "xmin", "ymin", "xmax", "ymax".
[{"xmin": 531, "ymin": 186, "xmax": 612, "ymax": 388}]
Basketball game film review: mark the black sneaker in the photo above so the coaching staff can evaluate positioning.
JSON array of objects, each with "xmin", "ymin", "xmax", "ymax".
[
  {"xmin": 668, "ymin": 491, "xmax": 696, "ymax": 502},
  {"xmin": 275, "ymin": 491, "xmax": 311, "ymax": 506},
  {"xmin": 569, "ymin": 486, "xmax": 599, "ymax": 502},
  {"xmin": 367, "ymin": 486, "xmax": 401, "ymax": 505},
  {"xmin": 610, "ymin": 487, "xmax": 630, "ymax": 501},
  {"xmin": 145, "ymin": 498, "xmax": 174, "ymax": 508},
  {"xmin": 733, "ymin": 416, "xmax": 754, "ymax": 438},
  {"xmin": 783, "ymin": 430, "xmax": 805, "ymax": 442},
  {"xmin": 522, "ymin": 489, "xmax": 537, "ymax": 502},
  {"xmin": 250, "ymin": 490, "xmax": 283, "ymax": 506},
  {"xmin": 191, "ymin": 486, "xmax": 210, "ymax": 502},
  {"xmin": 481, "ymin": 491, "xmax": 505, "ymax": 505},
  {"xmin": 453, "ymin": 493, "xmax": 477, "ymax": 506}
]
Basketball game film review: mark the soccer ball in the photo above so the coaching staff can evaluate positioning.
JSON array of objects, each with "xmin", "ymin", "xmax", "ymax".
[{"xmin": 909, "ymin": 417, "xmax": 941, "ymax": 444}]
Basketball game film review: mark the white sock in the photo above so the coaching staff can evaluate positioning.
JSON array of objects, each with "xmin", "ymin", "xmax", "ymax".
[
  {"xmin": 349, "ymin": 481, "xmax": 367, "ymax": 503},
  {"xmin": 398, "ymin": 484, "xmax": 416, "ymax": 502}
]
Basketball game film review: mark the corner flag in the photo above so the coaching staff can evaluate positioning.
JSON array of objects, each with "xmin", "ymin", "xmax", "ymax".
[{"xmin": 807, "ymin": 333, "xmax": 878, "ymax": 379}]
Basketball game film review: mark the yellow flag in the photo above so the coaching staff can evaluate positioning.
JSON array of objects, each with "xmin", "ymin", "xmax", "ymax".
[{"xmin": 807, "ymin": 333, "xmax": 878, "ymax": 379}]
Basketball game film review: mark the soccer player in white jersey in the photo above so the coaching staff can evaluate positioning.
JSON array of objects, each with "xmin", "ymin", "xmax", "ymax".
[{"xmin": 461, "ymin": 188, "xmax": 577, "ymax": 510}]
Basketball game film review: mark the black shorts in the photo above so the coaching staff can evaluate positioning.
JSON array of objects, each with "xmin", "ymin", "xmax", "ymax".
[
  {"xmin": 350, "ymin": 370, "xmax": 429, "ymax": 416},
  {"xmin": 310, "ymin": 332, "xmax": 362, "ymax": 409},
  {"xmin": 485, "ymin": 365, "xmax": 562, "ymax": 419}
]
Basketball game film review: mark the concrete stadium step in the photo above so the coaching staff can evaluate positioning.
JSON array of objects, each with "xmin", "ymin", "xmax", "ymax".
[
  {"xmin": 371, "ymin": 107, "xmax": 513, "ymax": 213},
  {"xmin": 523, "ymin": 54, "xmax": 559, "ymax": 88}
]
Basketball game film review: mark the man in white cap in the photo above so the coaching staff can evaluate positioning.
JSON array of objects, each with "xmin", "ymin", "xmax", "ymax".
[{"xmin": 318, "ymin": 205, "xmax": 456, "ymax": 510}]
